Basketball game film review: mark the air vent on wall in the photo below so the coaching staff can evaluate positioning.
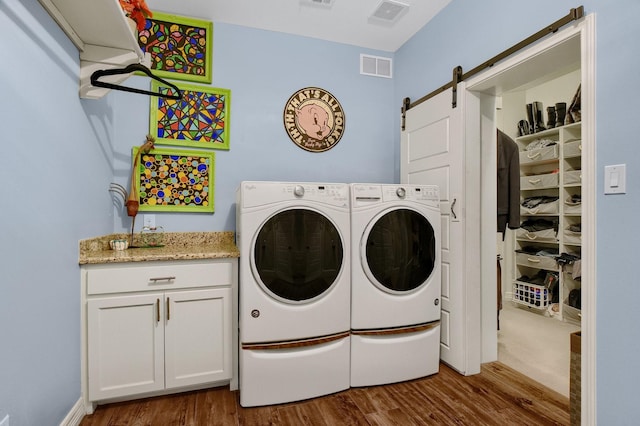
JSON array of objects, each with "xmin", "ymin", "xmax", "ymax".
[
  {"xmin": 360, "ymin": 54, "xmax": 393, "ymax": 79},
  {"xmin": 369, "ymin": 0, "xmax": 409, "ymax": 25},
  {"xmin": 300, "ymin": 0, "xmax": 335, "ymax": 8}
]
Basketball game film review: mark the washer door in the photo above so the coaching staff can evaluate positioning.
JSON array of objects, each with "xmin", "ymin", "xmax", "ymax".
[
  {"xmin": 253, "ymin": 208, "xmax": 344, "ymax": 303},
  {"xmin": 363, "ymin": 208, "xmax": 436, "ymax": 294}
]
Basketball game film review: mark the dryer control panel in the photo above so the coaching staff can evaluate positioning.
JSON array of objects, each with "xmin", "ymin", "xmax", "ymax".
[
  {"xmin": 351, "ymin": 184, "xmax": 439, "ymax": 208},
  {"xmin": 381, "ymin": 185, "xmax": 439, "ymax": 203}
]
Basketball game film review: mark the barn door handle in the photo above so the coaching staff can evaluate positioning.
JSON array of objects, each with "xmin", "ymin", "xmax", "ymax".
[{"xmin": 451, "ymin": 198, "xmax": 457, "ymax": 219}]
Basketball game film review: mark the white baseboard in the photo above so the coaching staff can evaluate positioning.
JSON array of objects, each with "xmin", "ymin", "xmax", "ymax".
[{"xmin": 60, "ymin": 398, "xmax": 85, "ymax": 426}]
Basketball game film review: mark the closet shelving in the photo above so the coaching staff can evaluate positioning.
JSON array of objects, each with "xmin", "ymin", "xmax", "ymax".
[
  {"xmin": 512, "ymin": 122, "xmax": 582, "ymax": 324},
  {"xmin": 38, "ymin": 0, "xmax": 150, "ymax": 99}
]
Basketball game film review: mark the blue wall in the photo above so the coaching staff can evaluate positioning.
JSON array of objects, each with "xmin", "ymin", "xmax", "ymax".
[
  {"xmin": 111, "ymin": 23, "xmax": 395, "ymax": 234},
  {"xmin": 394, "ymin": 0, "xmax": 639, "ymax": 423},
  {"xmin": 1, "ymin": 1, "xmax": 116, "ymax": 424},
  {"xmin": 0, "ymin": 2, "xmax": 393, "ymax": 424},
  {"xmin": 2, "ymin": 0, "xmax": 638, "ymax": 424}
]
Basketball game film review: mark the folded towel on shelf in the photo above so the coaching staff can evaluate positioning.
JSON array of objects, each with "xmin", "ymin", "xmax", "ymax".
[
  {"xmin": 516, "ymin": 246, "xmax": 559, "ymax": 257},
  {"xmin": 520, "ymin": 218, "xmax": 558, "ymax": 232},
  {"xmin": 524, "ymin": 138, "xmax": 557, "ymax": 151},
  {"xmin": 521, "ymin": 195, "xmax": 559, "ymax": 209}
]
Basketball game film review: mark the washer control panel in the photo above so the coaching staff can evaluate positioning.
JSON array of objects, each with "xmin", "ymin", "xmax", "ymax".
[{"xmin": 240, "ymin": 181, "xmax": 349, "ymax": 208}]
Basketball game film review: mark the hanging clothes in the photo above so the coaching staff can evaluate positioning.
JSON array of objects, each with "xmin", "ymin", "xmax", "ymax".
[{"xmin": 497, "ymin": 129, "xmax": 520, "ymax": 237}]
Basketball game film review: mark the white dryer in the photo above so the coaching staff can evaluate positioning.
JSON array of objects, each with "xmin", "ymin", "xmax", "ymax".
[
  {"xmin": 236, "ymin": 181, "xmax": 350, "ymax": 407},
  {"xmin": 350, "ymin": 183, "xmax": 441, "ymax": 387}
]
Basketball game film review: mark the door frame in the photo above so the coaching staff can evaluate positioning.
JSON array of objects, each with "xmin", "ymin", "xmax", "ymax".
[{"xmin": 465, "ymin": 14, "xmax": 596, "ymax": 425}]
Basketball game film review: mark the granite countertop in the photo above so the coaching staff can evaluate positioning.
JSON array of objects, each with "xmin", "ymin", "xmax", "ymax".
[{"xmin": 79, "ymin": 231, "xmax": 239, "ymax": 265}]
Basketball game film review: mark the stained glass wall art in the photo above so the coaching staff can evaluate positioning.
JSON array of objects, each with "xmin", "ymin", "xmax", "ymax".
[
  {"xmin": 149, "ymin": 81, "xmax": 231, "ymax": 150},
  {"xmin": 138, "ymin": 12, "xmax": 213, "ymax": 84},
  {"xmin": 134, "ymin": 147, "xmax": 215, "ymax": 213}
]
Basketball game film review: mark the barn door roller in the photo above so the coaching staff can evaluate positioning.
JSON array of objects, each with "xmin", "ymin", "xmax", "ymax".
[{"xmin": 451, "ymin": 66, "xmax": 463, "ymax": 109}]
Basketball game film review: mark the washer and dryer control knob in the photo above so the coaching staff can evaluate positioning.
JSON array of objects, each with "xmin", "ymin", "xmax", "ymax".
[
  {"xmin": 396, "ymin": 187, "xmax": 406, "ymax": 199},
  {"xmin": 293, "ymin": 185, "xmax": 305, "ymax": 197}
]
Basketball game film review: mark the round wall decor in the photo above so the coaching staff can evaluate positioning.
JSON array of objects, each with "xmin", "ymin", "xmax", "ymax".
[{"xmin": 283, "ymin": 87, "xmax": 345, "ymax": 152}]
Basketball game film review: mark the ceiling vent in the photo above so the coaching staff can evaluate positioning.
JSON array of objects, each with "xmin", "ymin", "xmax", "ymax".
[
  {"xmin": 369, "ymin": 0, "xmax": 409, "ymax": 25},
  {"xmin": 300, "ymin": 0, "xmax": 335, "ymax": 8},
  {"xmin": 360, "ymin": 54, "xmax": 393, "ymax": 79}
]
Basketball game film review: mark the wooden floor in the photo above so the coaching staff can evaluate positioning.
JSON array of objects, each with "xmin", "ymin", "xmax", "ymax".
[{"xmin": 80, "ymin": 362, "xmax": 570, "ymax": 426}]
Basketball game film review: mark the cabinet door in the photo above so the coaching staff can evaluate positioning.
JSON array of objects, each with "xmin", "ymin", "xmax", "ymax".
[
  {"xmin": 88, "ymin": 293, "xmax": 165, "ymax": 401},
  {"xmin": 164, "ymin": 288, "xmax": 232, "ymax": 389}
]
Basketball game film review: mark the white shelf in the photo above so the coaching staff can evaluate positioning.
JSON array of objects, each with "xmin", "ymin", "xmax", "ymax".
[
  {"xmin": 39, "ymin": 0, "xmax": 150, "ymax": 99},
  {"xmin": 513, "ymin": 122, "xmax": 582, "ymax": 321}
]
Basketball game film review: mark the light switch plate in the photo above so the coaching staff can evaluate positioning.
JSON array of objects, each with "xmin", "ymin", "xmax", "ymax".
[{"xmin": 604, "ymin": 164, "xmax": 626, "ymax": 194}]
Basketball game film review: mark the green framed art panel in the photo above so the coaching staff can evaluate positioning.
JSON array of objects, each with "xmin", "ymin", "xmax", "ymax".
[
  {"xmin": 149, "ymin": 81, "xmax": 231, "ymax": 150},
  {"xmin": 138, "ymin": 12, "xmax": 213, "ymax": 84},
  {"xmin": 134, "ymin": 147, "xmax": 215, "ymax": 213}
]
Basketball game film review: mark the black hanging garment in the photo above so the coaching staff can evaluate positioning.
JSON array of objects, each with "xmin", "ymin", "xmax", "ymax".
[{"xmin": 497, "ymin": 129, "xmax": 520, "ymax": 238}]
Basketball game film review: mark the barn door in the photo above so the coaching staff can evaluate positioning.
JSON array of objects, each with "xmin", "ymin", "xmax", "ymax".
[{"xmin": 400, "ymin": 84, "xmax": 481, "ymax": 375}]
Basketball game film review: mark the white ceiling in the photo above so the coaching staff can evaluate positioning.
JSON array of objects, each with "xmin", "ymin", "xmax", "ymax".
[{"xmin": 147, "ymin": 0, "xmax": 452, "ymax": 52}]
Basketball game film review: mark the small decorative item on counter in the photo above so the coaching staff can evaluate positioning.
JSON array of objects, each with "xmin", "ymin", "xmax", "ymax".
[
  {"xmin": 109, "ymin": 239, "xmax": 129, "ymax": 250},
  {"xmin": 118, "ymin": 0, "xmax": 152, "ymax": 32},
  {"xmin": 140, "ymin": 226, "xmax": 165, "ymax": 247}
]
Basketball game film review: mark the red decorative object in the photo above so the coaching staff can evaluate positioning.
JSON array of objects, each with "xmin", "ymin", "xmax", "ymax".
[{"xmin": 119, "ymin": 0, "xmax": 152, "ymax": 31}]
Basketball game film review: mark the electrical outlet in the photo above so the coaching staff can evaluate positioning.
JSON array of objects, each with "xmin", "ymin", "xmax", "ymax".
[
  {"xmin": 0, "ymin": 414, "xmax": 9, "ymax": 426},
  {"xmin": 143, "ymin": 214, "xmax": 156, "ymax": 229}
]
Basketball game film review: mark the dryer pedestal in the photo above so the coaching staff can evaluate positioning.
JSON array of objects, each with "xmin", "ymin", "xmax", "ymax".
[
  {"xmin": 350, "ymin": 323, "xmax": 440, "ymax": 387},
  {"xmin": 349, "ymin": 184, "xmax": 442, "ymax": 388}
]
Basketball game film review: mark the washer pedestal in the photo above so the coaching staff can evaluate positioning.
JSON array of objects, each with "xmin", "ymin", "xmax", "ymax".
[{"xmin": 350, "ymin": 324, "xmax": 440, "ymax": 387}]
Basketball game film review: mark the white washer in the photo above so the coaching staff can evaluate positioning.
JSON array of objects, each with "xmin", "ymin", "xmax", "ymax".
[
  {"xmin": 350, "ymin": 183, "xmax": 441, "ymax": 387},
  {"xmin": 236, "ymin": 181, "xmax": 350, "ymax": 407}
]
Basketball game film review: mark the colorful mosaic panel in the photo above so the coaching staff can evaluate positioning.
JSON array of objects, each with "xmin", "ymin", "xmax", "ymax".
[
  {"xmin": 135, "ymin": 147, "xmax": 215, "ymax": 213},
  {"xmin": 150, "ymin": 81, "xmax": 231, "ymax": 150},
  {"xmin": 138, "ymin": 12, "xmax": 213, "ymax": 83}
]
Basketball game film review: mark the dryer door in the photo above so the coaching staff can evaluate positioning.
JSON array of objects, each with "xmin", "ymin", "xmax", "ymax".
[
  {"xmin": 363, "ymin": 208, "xmax": 436, "ymax": 293},
  {"xmin": 253, "ymin": 208, "xmax": 344, "ymax": 303}
]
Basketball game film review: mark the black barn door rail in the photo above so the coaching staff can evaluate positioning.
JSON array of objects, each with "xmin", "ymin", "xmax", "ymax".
[{"xmin": 401, "ymin": 6, "xmax": 584, "ymax": 130}]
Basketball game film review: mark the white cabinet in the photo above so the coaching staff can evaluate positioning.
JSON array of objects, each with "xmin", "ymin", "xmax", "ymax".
[
  {"xmin": 82, "ymin": 258, "xmax": 237, "ymax": 412},
  {"xmin": 512, "ymin": 123, "xmax": 582, "ymax": 322},
  {"xmin": 164, "ymin": 288, "xmax": 231, "ymax": 389},
  {"xmin": 88, "ymin": 293, "xmax": 165, "ymax": 400}
]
